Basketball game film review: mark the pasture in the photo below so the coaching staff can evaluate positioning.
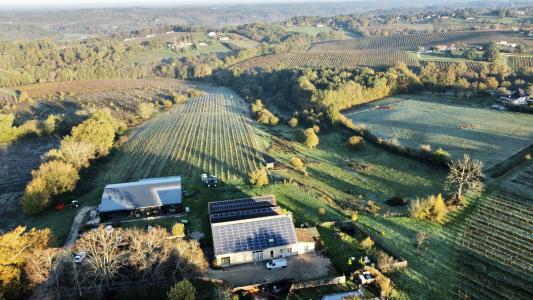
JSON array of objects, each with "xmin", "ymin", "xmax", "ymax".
[
  {"xmin": 98, "ymin": 87, "xmax": 264, "ymax": 184},
  {"xmin": 346, "ymin": 95, "xmax": 533, "ymax": 168}
]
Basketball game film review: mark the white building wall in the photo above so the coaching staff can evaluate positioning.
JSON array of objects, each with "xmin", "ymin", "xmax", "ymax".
[{"xmin": 216, "ymin": 242, "xmax": 313, "ymax": 266}]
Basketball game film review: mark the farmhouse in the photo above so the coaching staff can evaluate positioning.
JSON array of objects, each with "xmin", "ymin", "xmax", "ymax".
[
  {"xmin": 98, "ymin": 176, "xmax": 182, "ymax": 221},
  {"xmin": 209, "ymin": 195, "xmax": 317, "ymax": 266}
]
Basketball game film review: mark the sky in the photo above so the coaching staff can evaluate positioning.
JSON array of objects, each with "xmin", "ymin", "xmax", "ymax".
[{"xmin": 0, "ymin": 0, "xmax": 352, "ymax": 9}]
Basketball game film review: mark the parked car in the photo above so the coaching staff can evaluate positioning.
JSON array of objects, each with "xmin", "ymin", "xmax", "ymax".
[
  {"xmin": 74, "ymin": 252, "xmax": 86, "ymax": 264},
  {"xmin": 358, "ymin": 271, "xmax": 375, "ymax": 285},
  {"xmin": 266, "ymin": 258, "xmax": 287, "ymax": 270}
]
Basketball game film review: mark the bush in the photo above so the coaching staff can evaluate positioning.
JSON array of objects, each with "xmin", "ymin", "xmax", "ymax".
[
  {"xmin": 350, "ymin": 211, "xmax": 358, "ymax": 221},
  {"xmin": 290, "ymin": 157, "xmax": 305, "ymax": 171},
  {"xmin": 312, "ymin": 124, "xmax": 320, "ymax": 133},
  {"xmin": 318, "ymin": 207, "xmax": 326, "ymax": 215},
  {"xmin": 288, "ymin": 117, "xmax": 298, "ymax": 128},
  {"xmin": 167, "ymin": 279, "xmax": 196, "ymax": 300},
  {"xmin": 248, "ymin": 168, "xmax": 268, "ymax": 186},
  {"xmin": 409, "ymin": 194, "xmax": 448, "ymax": 222},
  {"xmin": 300, "ymin": 128, "xmax": 319, "ymax": 148},
  {"xmin": 359, "ymin": 236, "xmax": 374, "ymax": 251},
  {"xmin": 137, "ymin": 102, "xmax": 157, "ymax": 119},
  {"xmin": 171, "ymin": 223, "xmax": 185, "ymax": 237},
  {"xmin": 347, "ymin": 136, "xmax": 365, "ymax": 150}
]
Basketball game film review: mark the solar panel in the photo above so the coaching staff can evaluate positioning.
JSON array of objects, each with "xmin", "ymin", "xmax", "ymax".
[
  {"xmin": 211, "ymin": 214, "xmax": 297, "ymax": 255},
  {"xmin": 210, "ymin": 206, "xmax": 281, "ymax": 223},
  {"xmin": 208, "ymin": 195, "xmax": 276, "ymax": 214}
]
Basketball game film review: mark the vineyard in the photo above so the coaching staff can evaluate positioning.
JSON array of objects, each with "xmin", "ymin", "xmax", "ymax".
[
  {"xmin": 9, "ymin": 79, "xmax": 187, "ymax": 98},
  {"xmin": 101, "ymin": 87, "xmax": 264, "ymax": 183},
  {"xmin": 458, "ymin": 192, "xmax": 533, "ymax": 300},
  {"xmin": 231, "ymin": 50, "xmax": 418, "ymax": 71},
  {"xmin": 309, "ymin": 30, "xmax": 519, "ymax": 51},
  {"xmin": 506, "ymin": 55, "xmax": 533, "ymax": 71},
  {"xmin": 346, "ymin": 96, "xmax": 533, "ymax": 168}
]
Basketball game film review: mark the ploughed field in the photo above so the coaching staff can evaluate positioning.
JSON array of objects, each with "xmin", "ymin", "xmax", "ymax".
[
  {"xmin": 100, "ymin": 87, "xmax": 264, "ymax": 183},
  {"xmin": 345, "ymin": 95, "xmax": 533, "ymax": 168}
]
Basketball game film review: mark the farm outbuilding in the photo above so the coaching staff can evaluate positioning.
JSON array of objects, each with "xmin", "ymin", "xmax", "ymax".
[
  {"xmin": 98, "ymin": 176, "xmax": 182, "ymax": 221},
  {"xmin": 209, "ymin": 195, "xmax": 317, "ymax": 266}
]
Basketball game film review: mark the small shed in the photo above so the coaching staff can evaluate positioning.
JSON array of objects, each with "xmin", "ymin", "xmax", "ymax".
[{"xmin": 263, "ymin": 154, "xmax": 277, "ymax": 170}]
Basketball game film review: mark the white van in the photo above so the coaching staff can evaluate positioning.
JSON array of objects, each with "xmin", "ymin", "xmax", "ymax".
[{"xmin": 266, "ymin": 258, "xmax": 287, "ymax": 270}]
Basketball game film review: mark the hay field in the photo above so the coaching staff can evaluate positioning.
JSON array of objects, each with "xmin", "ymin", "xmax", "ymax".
[{"xmin": 346, "ymin": 96, "xmax": 533, "ymax": 168}]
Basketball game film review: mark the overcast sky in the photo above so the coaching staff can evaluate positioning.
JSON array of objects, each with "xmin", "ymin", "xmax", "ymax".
[{"xmin": 0, "ymin": 0, "xmax": 354, "ymax": 9}]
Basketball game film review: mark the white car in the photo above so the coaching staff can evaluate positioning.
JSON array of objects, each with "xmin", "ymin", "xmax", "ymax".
[
  {"xmin": 266, "ymin": 258, "xmax": 287, "ymax": 270},
  {"xmin": 74, "ymin": 252, "xmax": 86, "ymax": 264}
]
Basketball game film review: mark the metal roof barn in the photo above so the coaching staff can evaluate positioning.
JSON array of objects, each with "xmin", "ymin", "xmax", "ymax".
[{"xmin": 99, "ymin": 176, "xmax": 182, "ymax": 213}]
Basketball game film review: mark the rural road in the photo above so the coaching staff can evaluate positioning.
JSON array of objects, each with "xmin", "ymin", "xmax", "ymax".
[{"xmin": 64, "ymin": 206, "xmax": 95, "ymax": 247}]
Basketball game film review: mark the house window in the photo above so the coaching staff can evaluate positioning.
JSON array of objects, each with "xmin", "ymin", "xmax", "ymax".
[
  {"xmin": 304, "ymin": 245, "xmax": 309, "ymax": 251},
  {"xmin": 220, "ymin": 257, "xmax": 230, "ymax": 265},
  {"xmin": 287, "ymin": 247, "xmax": 292, "ymax": 253},
  {"xmin": 279, "ymin": 249, "xmax": 284, "ymax": 254}
]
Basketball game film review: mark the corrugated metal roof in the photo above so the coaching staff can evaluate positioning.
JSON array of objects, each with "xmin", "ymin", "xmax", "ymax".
[
  {"xmin": 211, "ymin": 214, "xmax": 297, "ymax": 256},
  {"xmin": 99, "ymin": 176, "xmax": 182, "ymax": 213}
]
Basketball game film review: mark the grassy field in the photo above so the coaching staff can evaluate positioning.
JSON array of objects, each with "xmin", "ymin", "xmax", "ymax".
[
  {"xmin": 286, "ymin": 25, "xmax": 334, "ymax": 36},
  {"xmin": 129, "ymin": 48, "xmax": 181, "ymax": 64},
  {"xmin": 346, "ymin": 94, "xmax": 533, "ymax": 168}
]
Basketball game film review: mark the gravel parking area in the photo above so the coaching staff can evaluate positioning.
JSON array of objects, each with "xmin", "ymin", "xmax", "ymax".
[{"xmin": 208, "ymin": 253, "xmax": 335, "ymax": 287}]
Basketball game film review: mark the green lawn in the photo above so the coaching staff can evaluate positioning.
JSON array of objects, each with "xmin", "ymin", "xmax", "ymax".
[
  {"xmin": 346, "ymin": 94, "xmax": 533, "ymax": 168},
  {"xmin": 287, "ymin": 25, "xmax": 333, "ymax": 36}
]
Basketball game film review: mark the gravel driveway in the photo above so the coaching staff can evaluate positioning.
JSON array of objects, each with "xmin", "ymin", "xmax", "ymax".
[{"xmin": 208, "ymin": 253, "xmax": 335, "ymax": 287}]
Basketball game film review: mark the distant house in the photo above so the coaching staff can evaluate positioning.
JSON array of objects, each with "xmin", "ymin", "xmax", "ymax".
[
  {"xmin": 316, "ymin": 24, "xmax": 325, "ymax": 28},
  {"xmin": 207, "ymin": 31, "xmax": 217, "ymax": 38},
  {"xmin": 219, "ymin": 36, "xmax": 230, "ymax": 41},
  {"xmin": 98, "ymin": 176, "xmax": 182, "ymax": 221},
  {"xmin": 497, "ymin": 41, "xmax": 517, "ymax": 48},
  {"xmin": 209, "ymin": 195, "xmax": 317, "ymax": 266}
]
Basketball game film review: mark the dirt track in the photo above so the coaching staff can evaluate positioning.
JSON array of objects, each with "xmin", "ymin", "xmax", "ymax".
[{"xmin": 64, "ymin": 206, "xmax": 95, "ymax": 247}]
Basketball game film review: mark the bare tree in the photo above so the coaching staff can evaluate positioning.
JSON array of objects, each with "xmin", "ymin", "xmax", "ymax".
[
  {"xmin": 173, "ymin": 239, "xmax": 208, "ymax": 279},
  {"xmin": 74, "ymin": 226, "xmax": 128, "ymax": 294},
  {"xmin": 127, "ymin": 227, "xmax": 173, "ymax": 282},
  {"xmin": 445, "ymin": 154, "xmax": 484, "ymax": 202}
]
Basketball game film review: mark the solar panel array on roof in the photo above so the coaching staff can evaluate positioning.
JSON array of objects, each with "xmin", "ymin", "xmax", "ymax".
[
  {"xmin": 211, "ymin": 214, "xmax": 297, "ymax": 255},
  {"xmin": 210, "ymin": 206, "xmax": 281, "ymax": 223},
  {"xmin": 208, "ymin": 195, "xmax": 276, "ymax": 214}
]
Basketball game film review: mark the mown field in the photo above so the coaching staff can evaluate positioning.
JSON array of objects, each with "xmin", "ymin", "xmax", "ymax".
[
  {"xmin": 346, "ymin": 95, "xmax": 533, "ymax": 168},
  {"xmin": 98, "ymin": 86, "xmax": 264, "ymax": 184}
]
